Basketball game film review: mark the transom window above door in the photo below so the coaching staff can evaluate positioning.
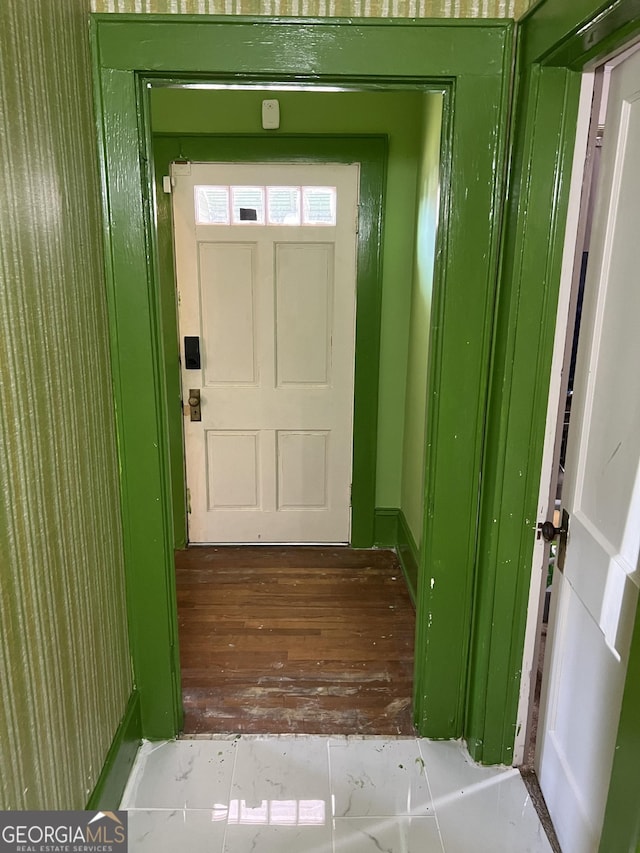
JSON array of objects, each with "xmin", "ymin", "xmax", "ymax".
[{"xmin": 195, "ymin": 184, "xmax": 337, "ymax": 226}]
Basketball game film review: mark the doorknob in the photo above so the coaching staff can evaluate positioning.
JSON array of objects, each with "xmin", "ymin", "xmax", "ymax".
[
  {"xmin": 537, "ymin": 508, "xmax": 569, "ymax": 570},
  {"xmin": 539, "ymin": 520, "xmax": 565, "ymax": 542},
  {"xmin": 187, "ymin": 389, "xmax": 201, "ymax": 422}
]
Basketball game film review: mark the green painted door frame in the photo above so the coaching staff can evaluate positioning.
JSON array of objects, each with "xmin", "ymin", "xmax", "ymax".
[
  {"xmin": 600, "ymin": 596, "xmax": 640, "ymax": 853},
  {"xmin": 152, "ymin": 133, "xmax": 388, "ymax": 551},
  {"xmin": 91, "ymin": 15, "xmax": 513, "ymax": 741},
  {"xmin": 463, "ymin": 0, "xmax": 640, "ymax": 847}
]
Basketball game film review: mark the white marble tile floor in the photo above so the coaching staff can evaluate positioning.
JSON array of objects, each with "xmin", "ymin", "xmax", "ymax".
[{"xmin": 120, "ymin": 735, "xmax": 554, "ymax": 852}]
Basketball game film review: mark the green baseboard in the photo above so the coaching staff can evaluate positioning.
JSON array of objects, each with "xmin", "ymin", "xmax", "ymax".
[
  {"xmin": 373, "ymin": 507, "xmax": 400, "ymax": 546},
  {"xmin": 86, "ymin": 690, "xmax": 142, "ymax": 810},
  {"xmin": 374, "ymin": 507, "xmax": 419, "ymax": 605},
  {"xmin": 396, "ymin": 511, "xmax": 419, "ymax": 606}
]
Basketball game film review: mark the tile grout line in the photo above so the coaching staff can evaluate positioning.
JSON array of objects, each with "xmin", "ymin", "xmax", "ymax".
[
  {"xmin": 418, "ymin": 738, "xmax": 447, "ymax": 853},
  {"xmin": 326, "ymin": 736, "xmax": 336, "ymax": 850},
  {"xmin": 325, "ymin": 737, "xmax": 336, "ymax": 852},
  {"xmin": 220, "ymin": 735, "xmax": 242, "ymax": 853}
]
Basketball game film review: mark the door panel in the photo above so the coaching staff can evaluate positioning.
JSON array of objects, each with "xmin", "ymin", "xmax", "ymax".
[
  {"xmin": 200, "ymin": 243, "xmax": 257, "ymax": 385},
  {"xmin": 538, "ymin": 47, "xmax": 640, "ymax": 853},
  {"xmin": 172, "ymin": 162, "xmax": 359, "ymax": 544},
  {"xmin": 275, "ymin": 243, "xmax": 333, "ymax": 386},
  {"xmin": 206, "ymin": 431, "xmax": 260, "ymax": 509},
  {"xmin": 277, "ymin": 431, "xmax": 329, "ymax": 509}
]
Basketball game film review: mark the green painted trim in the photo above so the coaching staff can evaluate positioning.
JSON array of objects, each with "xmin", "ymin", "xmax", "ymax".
[
  {"xmin": 93, "ymin": 14, "xmax": 510, "ymax": 77},
  {"xmin": 599, "ymin": 596, "xmax": 640, "ymax": 853},
  {"xmin": 466, "ymin": 64, "xmax": 582, "ymax": 766},
  {"xmin": 93, "ymin": 13, "xmax": 509, "ymax": 27},
  {"xmin": 86, "ymin": 691, "xmax": 141, "ymax": 810},
  {"xmin": 91, "ymin": 52, "xmax": 182, "ymax": 739},
  {"xmin": 152, "ymin": 133, "xmax": 387, "ymax": 548},
  {"xmin": 92, "ymin": 14, "xmax": 513, "ymax": 742},
  {"xmin": 413, "ymin": 49, "xmax": 515, "ymax": 739},
  {"xmin": 373, "ymin": 507, "xmax": 400, "ymax": 547},
  {"xmin": 140, "ymin": 72, "xmax": 185, "ymax": 735},
  {"xmin": 373, "ymin": 507, "xmax": 418, "ymax": 606},
  {"xmin": 151, "ymin": 141, "xmax": 189, "ymax": 550},
  {"xmin": 521, "ymin": 0, "xmax": 640, "ymax": 67},
  {"xmin": 397, "ymin": 510, "xmax": 419, "ymax": 606}
]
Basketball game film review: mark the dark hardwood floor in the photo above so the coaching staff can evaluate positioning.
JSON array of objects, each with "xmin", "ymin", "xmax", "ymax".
[{"xmin": 176, "ymin": 546, "xmax": 416, "ymax": 735}]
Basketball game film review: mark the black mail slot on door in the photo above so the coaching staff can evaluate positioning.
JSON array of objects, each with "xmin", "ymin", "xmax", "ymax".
[{"xmin": 184, "ymin": 336, "xmax": 201, "ymax": 370}]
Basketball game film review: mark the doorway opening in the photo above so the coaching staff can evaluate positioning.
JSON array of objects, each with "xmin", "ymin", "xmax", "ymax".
[
  {"xmin": 94, "ymin": 13, "xmax": 513, "ymax": 743},
  {"xmin": 149, "ymin": 84, "xmax": 444, "ymax": 734}
]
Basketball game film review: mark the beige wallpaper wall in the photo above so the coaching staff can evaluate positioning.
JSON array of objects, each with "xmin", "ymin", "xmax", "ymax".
[
  {"xmin": 0, "ymin": 0, "xmax": 131, "ymax": 809},
  {"xmin": 91, "ymin": 0, "xmax": 531, "ymax": 18}
]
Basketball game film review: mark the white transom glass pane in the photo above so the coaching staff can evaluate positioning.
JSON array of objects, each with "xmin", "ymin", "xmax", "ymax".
[
  {"xmin": 195, "ymin": 185, "xmax": 230, "ymax": 224},
  {"xmin": 267, "ymin": 186, "xmax": 301, "ymax": 225},
  {"xmin": 302, "ymin": 186, "xmax": 337, "ymax": 225},
  {"xmin": 231, "ymin": 186, "xmax": 265, "ymax": 224}
]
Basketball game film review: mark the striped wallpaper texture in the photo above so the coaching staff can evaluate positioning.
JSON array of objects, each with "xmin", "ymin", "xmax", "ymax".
[
  {"xmin": 92, "ymin": 0, "xmax": 530, "ymax": 18},
  {"xmin": 0, "ymin": 0, "xmax": 131, "ymax": 809}
]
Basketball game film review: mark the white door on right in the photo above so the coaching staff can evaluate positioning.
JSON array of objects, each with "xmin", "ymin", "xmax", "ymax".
[{"xmin": 537, "ymin": 47, "xmax": 640, "ymax": 853}]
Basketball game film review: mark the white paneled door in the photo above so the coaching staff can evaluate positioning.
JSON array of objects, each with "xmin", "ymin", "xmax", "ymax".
[
  {"xmin": 172, "ymin": 162, "xmax": 359, "ymax": 543},
  {"xmin": 537, "ymin": 48, "xmax": 640, "ymax": 852}
]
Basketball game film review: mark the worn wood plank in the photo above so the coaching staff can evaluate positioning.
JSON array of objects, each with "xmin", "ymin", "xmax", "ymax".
[{"xmin": 176, "ymin": 546, "xmax": 416, "ymax": 735}]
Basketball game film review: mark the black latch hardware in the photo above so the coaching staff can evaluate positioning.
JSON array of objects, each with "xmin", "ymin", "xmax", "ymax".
[
  {"xmin": 184, "ymin": 336, "xmax": 201, "ymax": 370},
  {"xmin": 537, "ymin": 508, "xmax": 570, "ymax": 571}
]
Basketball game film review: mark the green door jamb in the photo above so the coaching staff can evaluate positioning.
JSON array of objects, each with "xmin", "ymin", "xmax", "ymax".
[
  {"xmin": 599, "ymin": 594, "xmax": 640, "ymax": 853},
  {"xmin": 466, "ymin": 62, "xmax": 583, "ymax": 766},
  {"xmin": 91, "ymin": 15, "xmax": 513, "ymax": 741}
]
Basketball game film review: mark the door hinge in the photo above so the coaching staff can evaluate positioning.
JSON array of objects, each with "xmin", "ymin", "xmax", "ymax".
[
  {"xmin": 162, "ymin": 175, "xmax": 174, "ymax": 194},
  {"xmin": 186, "ymin": 488, "xmax": 191, "ymax": 515}
]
